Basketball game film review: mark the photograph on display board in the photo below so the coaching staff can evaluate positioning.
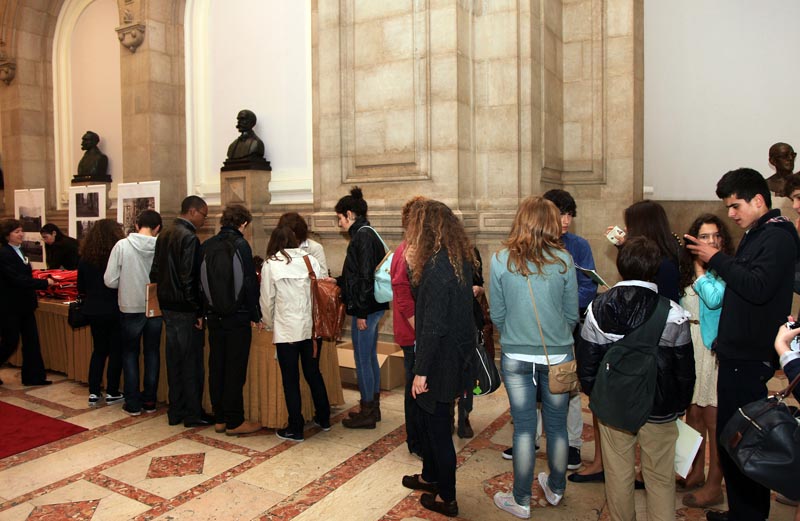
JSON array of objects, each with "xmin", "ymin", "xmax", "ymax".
[
  {"xmin": 76, "ymin": 219, "xmax": 96, "ymax": 242},
  {"xmin": 67, "ymin": 185, "xmax": 106, "ymax": 240},
  {"xmin": 21, "ymin": 239, "xmax": 44, "ymax": 263},
  {"xmin": 75, "ymin": 192, "xmax": 100, "ymax": 218},
  {"xmin": 18, "ymin": 205, "xmax": 42, "ymax": 232},
  {"xmin": 14, "ymin": 189, "xmax": 47, "ymax": 269},
  {"xmin": 122, "ymin": 197, "xmax": 155, "ymax": 235}
]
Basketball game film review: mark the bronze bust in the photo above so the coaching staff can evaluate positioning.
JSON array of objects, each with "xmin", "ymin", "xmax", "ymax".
[
  {"xmin": 222, "ymin": 109, "xmax": 271, "ymax": 171},
  {"xmin": 72, "ymin": 131, "xmax": 111, "ymax": 183},
  {"xmin": 766, "ymin": 142, "xmax": 796, "ymax": 197}
]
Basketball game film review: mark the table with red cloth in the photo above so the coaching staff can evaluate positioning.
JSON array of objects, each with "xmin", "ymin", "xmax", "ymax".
[{"xmin": 7, "ymin": 299, "xmax": 344, "ymax": 427}]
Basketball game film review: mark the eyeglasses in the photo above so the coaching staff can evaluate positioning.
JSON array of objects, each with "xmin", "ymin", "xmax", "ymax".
[{"xmin": 197, "ymin": 209, "xmax": 208, "ymax": 219}]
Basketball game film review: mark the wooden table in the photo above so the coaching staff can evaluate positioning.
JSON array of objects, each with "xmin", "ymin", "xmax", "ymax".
[{"xmin": 8, "ymin": 300, "xmax": 344, "ymax": 428}]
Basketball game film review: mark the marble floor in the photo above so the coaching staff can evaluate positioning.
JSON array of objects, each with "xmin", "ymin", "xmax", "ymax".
[{"xmin": 0, "ymin": 366, "xmax": 796, "ymax": 521}]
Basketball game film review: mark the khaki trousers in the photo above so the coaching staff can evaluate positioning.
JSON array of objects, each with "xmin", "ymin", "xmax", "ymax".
[{"xmin": 599, "ymin": 420, "xmax": 678, "ymax": 521}]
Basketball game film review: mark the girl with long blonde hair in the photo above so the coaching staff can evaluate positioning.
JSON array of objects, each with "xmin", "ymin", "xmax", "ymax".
[{"xmin": 491, "ymin": 196, "xmax": 579, "ymax": 518}]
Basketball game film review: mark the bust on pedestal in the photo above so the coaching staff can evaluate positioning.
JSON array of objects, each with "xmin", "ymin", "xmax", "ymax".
[
  {"xmin": 71, "ymin": 131, "xmax": 111, "ymax": 184},
  {"xmin": 222, "ymin": 110, "xmax": 271, "ymax": 172}
]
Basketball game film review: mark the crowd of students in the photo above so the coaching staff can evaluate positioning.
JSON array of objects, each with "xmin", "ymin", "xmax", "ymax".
[{"xmin": 2, "ymin": 159, "xmax": 800, "ymax": 521}]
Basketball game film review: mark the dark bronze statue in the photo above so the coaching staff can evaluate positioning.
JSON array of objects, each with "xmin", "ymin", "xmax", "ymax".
[
  {"xmin": 72, "ymin": 131, "xmax": 111, "ymax": 183},
  {"xmin": 766, "ymin": 142, "xmax": 796, "ymax": 197},
  {"xmin": 222, "ymin": 109, "xmax": 271, "ymax": 171}
]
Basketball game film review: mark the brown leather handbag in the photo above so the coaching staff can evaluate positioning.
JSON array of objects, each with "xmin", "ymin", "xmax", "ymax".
[{"xmin": 303, "ymin": 256, "xmax": 346, "ymax": 340}]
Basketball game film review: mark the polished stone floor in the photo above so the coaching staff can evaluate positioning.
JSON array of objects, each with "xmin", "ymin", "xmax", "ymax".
[{"xmin": 0, "ymin": 366, "xmax": 796, "ymax": 521}]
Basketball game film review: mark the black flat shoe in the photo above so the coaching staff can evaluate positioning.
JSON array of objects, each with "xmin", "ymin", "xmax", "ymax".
[
  {"xmin": 184, "ymin": 417, "xmax": 212, "ymax": 427},
  {"xmin": 420, "ymin": 493, "xmax": 458, "ymax": 518},
  {"xmin": 706, "ymin": 510, "xmax": 729, "ymax": 521},
  {"xmin": 568, "ymin": 470, "xmax": 605, "ymax": 483},
  {"xmin": 22, "ymin": 379, "xmax": 52, "ymax": 386},
  {"xmin": 402, "ymin": 474, "xmax": 438, "ymax": 494}
]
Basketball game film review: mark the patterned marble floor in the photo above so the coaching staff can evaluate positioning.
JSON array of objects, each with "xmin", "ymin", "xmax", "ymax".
[{"xmin": 0, "ymin": 366, "xmax": 796, "ymax": 521}]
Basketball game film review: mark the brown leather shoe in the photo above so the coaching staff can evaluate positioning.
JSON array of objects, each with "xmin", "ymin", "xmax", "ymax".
[
  {"xmin": 214, "ymin": 423, "xmax": 226, "ymax": 433},
  {"xmin": 226, "ymin": 421, "xmax": 262, "ymax": 436}
]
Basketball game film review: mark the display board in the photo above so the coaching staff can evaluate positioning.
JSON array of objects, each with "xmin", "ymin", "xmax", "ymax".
[
  {"xmin": 13, "ymin": 188, "xmax": 46, "ymax": 269},
  {"xmin": 116, "ymin": 181, "xmax": 160, "ymax": 235},
  {"xmin": 68, "ymin": 185, "xmax": 107, "ymax": 241}
]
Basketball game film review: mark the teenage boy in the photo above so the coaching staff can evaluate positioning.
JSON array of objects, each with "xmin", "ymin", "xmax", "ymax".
[
  {"xmin": 104, "ymin": 210, "xmax": 162, "ymax": 416},
  {"xmin": 577, "ymin": 236, "xmax": 694, "ymax": 521},
  {"xmin": 544, "ymin": 189, "xmax": 598, "ymax": 471},
  {"xmin": 686, "ymin": 168, "xmax": 800, "ymax": 521},
  {"xmin": 150, "ymin": 196, "xmax": 211, "ymax": 428}
]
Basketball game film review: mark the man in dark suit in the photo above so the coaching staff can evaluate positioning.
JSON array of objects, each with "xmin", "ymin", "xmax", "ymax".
[{"xmin": 0, "ymin": 219, "xmax": 54, "ymax": 386}]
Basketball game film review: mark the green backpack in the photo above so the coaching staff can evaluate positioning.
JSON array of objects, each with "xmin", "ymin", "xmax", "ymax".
[{"xmin": 589, "ymin": 297, "xmax": 670, "ymax": 433}]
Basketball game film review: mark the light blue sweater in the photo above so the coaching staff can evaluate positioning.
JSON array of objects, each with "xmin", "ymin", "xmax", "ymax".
[
  {"xmin": 691, "ymin": 270, "xmax": 725, "ymax": 349},
  {"xmin": 489, "ymin": 248, "xmax": 579, "ymax": 357}
]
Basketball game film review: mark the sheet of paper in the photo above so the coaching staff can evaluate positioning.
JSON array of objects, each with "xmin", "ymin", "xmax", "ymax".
[
  {"xmin": 674, "ymin": 418, "xmax": 703, "ymax": 478},
  {"xmin": 575, "ymin": 265, "xmax": 609, "ymax": 288}
]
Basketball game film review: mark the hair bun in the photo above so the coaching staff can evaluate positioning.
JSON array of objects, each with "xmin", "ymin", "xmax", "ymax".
[{"xmin": 350, "ymin": 186, "xmax": 363, "ymax": 200}]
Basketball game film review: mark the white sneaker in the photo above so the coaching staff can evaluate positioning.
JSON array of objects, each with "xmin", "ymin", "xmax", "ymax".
[
  {"xmin": 493, "ymin": 492, "xmax": 530, "ymax": 519},
  {"xmin": 538, "ymin": 472, "xmax": 563, "ymax": 506}
]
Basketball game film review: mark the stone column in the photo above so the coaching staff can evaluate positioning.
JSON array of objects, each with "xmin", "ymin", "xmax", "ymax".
[
  {"xmin": 0, "ymin": 3, "xmax": 55, "ymax": 210},
  {"xmin": 118, "ymin": 0, "xmax": 187, "ymax": 213}
]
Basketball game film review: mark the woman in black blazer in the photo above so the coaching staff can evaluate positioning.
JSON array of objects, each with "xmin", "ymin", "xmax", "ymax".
[{"xmin": 0, "ymin": 219, "xmax": 53, "ymax": 386}]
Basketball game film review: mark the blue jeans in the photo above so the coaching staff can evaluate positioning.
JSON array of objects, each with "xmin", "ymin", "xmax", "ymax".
[
  {"xmin": 351, "ymin": 310, "xmax": 384, "ymax": 401},
  {"xmin": 501, "ymin": 355, "xmax": 570, "ymax": 506},
  {"xmin": 121, "ymin": 312, "xmax": 163, "ymax": 411}
]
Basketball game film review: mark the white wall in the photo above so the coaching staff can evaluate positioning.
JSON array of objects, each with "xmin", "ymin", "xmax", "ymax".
[
  {"xmin": 70, "ymin": 0, "xmax": 122, "ymax": 190},
  {"xmin": 186, "ymin": 0, "xmax": 312, "ymax": 205},
  {"xmin": 644, "ymin": 0, "xmax": 800, "ymax": 200}
]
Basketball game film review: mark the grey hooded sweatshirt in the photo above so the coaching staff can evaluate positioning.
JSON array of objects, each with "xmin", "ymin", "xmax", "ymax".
[{"xmin": 104, "ymin": 233, "xmax": 157, "ymax": 313}]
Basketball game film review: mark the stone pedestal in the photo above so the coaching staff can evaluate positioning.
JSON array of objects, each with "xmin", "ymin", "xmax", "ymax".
[{"xmin": 220, "ymin": 169, "xmax": 271, "ymax": 249}]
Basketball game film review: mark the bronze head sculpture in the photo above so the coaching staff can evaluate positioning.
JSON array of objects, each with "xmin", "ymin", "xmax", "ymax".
[
  {"xmin": 72, "ymin": 130, "xmax": 111, "ymax": 183},
  {"xmin": 223, "ymin": 109, "xmax": 271, "ymax": 171}
]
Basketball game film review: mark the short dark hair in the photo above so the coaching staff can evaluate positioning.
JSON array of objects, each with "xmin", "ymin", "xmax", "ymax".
[
  {"xmin": 277, "ymin": 212, "xmax": 308, "ymax": 242},
  {"xmin": 0, "ymin": 218, "xmax": 22, "ymax": 244},
  {"xmin": 220, "ymin": 204, "xmax": 252, "ymax": 228},
  {"xmin": 715, "ymin": 168, "xmax": 771, "ymax": 208},
  {"xmin": 784, "ymin": 174, "xmax": 800, "ymax": 198},
  {"xmin": 40, "ymin": 223, "xmax": 62, "ymax": 237},
  {"xmin": 334, "ymin": 186, "xmax": 368, "ymax": 218},
  {"xmin": 136, "ymin": 209, "xmax": 162, "ymax": 230},
  {"xmin": 617, "ymin": 236, "xmax": 662, "ymax": 282},
  {"xmin": 180, "ymin": 195, "xmax": 207, "ymax": 214},
  {"xmin": 543, "ymin": 189, "xmax": 577, "ymax": 217}
]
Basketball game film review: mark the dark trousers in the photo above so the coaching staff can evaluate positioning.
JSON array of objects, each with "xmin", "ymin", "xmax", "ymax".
[
  {"xmin": 88, "ymin": 314, "xmax": 122, "ymax": 396},
  {"xmin": 402, "ymin": 345, "xmax": 421, "ymax": 454},
  {"xmin": 276, "ymin": 338, "xmax": 330, "ymax": 432},
  {"xmin": 163, "ymin": 310, "xmax": 205, "ymax": 423},
  {"xmin": 717, "ymin": 359, "xmax": 774, "ymax": 521},
  {"xmin": 207, "ymin": 314, "xmax": 251, "ymax": 429},
  {"xmin": 418, "ymin": 400, "xmax": 457, "ymax": 502},
  {"xmin": 120, "ymin": 312, "xmax": 163, "ymax": 410},
  {"xmin": 0, "ymin": 311, "xmax": 46, "ymax": 383}
]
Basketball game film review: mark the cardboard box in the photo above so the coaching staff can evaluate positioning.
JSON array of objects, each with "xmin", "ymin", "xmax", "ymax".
[{"xmin": 338, "ymin": 341, "xmax": 406, "ymax": 391}]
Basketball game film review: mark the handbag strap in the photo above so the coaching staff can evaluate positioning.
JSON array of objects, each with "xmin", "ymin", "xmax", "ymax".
[
  {"xmin": 526, "ymin": 277, "xmax": 576, "ymax": 366},
  {"xmin": 359, "ymin": 225, "xmax": 389, "ymax": 253},
  {"xmin": 777, "ymin": 371, "xmax": 800, "ymax": 401},
  {"xmin": 302, "ymin": 254, "xmax": 316, "ymax": 281}
]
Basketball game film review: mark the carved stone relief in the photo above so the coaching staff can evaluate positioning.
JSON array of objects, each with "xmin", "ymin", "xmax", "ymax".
[{"xmin": 116, "ymin": 0, "xmax": 146, "ymax": 52}]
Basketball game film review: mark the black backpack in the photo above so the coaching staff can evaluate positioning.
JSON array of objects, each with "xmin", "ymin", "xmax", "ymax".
[
  {"xmin": 589, "ymin": 297, "xmax": 670, "ymax": 433},
  {"xmin": 200, "ymin": 234, "xmax": 244, "ymax": 315}
]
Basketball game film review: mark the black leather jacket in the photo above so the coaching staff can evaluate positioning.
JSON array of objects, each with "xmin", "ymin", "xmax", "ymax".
[
  {"xmin": 577, "ymin": 282, "xmax": 695, "ymax": 422},
  {"xmin": 150, "ymin": 218, "xmax": 202, "ymax": 314},
  {"xmin": 336, "ymin": 218, "xmax": 390, "ymax": 319}
]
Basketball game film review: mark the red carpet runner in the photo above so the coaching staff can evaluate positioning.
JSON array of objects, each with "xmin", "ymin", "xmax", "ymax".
[{"xmin": 0, "ymin": 401, "xmax": 87, "ymax": 459}]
